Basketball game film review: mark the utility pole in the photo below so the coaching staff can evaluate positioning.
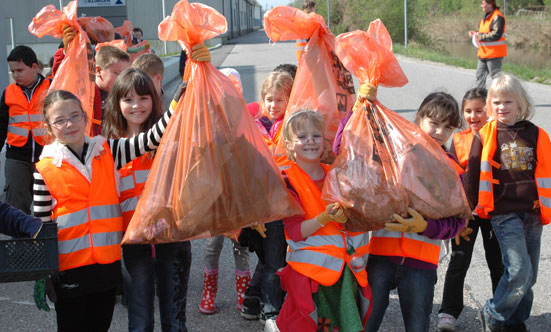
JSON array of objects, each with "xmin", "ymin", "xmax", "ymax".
[
  {"xmin": 404, "ymin": 0, "xmax": 408, "ymax": 47},
  {"xmin": 327, "ymin": 0, "xmax": 330, "ymax": 29}
]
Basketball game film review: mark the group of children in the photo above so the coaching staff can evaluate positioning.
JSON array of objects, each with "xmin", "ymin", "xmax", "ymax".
[{"xmin": 1, "ymin": 21, "xmax": 548, "ymax": 332}]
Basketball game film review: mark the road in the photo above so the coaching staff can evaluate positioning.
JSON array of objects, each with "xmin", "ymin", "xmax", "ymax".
[{"xmin": 1, "ymin": 29, "xmax": 550, "ymax": 332}]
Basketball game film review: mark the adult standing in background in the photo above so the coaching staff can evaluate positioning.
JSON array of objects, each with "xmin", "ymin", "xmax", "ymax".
[
  {"xmin": 470, "ymin": 0, "xmax": 507, "ymax": 88},
  {"xmin": 295, "ymin": 1, "xmax": 316, "ymax": 62}
]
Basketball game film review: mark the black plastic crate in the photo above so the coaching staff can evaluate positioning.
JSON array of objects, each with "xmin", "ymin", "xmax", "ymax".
[{"xmin": 0, "ymin": 223, "xmax": 59, "ymax": 283}]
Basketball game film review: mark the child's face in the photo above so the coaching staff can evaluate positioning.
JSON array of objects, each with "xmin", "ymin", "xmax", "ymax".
[
  {"xmin": 96, "ymin": 60, "xmax": 130, "ymax": 92},
  {"xmin": 263, "ymin": 90, "xmax": 287, "ymax": 121},
  {"xmin": 490, "ymin": 93, "xmax": 520, "ymax": 126},
  {"xmin": 418, "ymin": 116, "xmax": 455, "ymax": 146},
  {"xmin": 463, "ymin": 98, "xmax": 488, "ymax": 132},
  {"xmin": 46, "ymin": 100, "xmax": 86, "ymax": 151},
  {"xmin": 287, "ymin": 122, "xmax": 324, "ymax": 163},
  {"xmin": 8, "ymin": 61, "xmax": 39, "ymax": 87},
  {"xmin": 120, "ymin": 88, "xmax": 153, "ymax": 134}
]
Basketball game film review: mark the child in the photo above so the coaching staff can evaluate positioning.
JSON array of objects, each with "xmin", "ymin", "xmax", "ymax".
[
  {"xmin": 365, "ymin": 91, "xmax": 466, "ymax": 332},
  {"xmin": 32, "ymin": 89, "xmax": 173, "ymax": 332},
  {"xmin": 132, "ymin": 53, "xmax": 172, "ymax": 111},
  {"xmin": 93, "ymin": 45, "xmax": 131, "ymax": 136},
  {"xmin": 276, "ymin": 110, "xmax": 371, "ymax": 332},
  {"xmin": 102, "ymin": 68, "xmax": 192, "ymax": 331},
  {"xmin": 240, "ymin": 70, "xmax": 294, "ymax": 323},
  {"xmin": 0, "ymin": 45, "xmax": 50, "ymax": 214},
  {"xmin": 437, "ymin": 88, "xmax": 504, "ymax": 331},
  {"xmin": 198, "ymin": 68, "xmax": 251, "ymax": 315},
  {"xmin": 465, "ymin": 74, "xmax": 550, "ymax": 332}
]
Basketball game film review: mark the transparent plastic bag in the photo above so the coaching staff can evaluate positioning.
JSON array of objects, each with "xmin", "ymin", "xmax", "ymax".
[
  {"xmin": 115, "ymin": 20, "xmax": 133, "ymax": 46},
  {"xmin": 28, "ymin": 0, "xmax": 95, "ymax": 134},
  {"xmin": 322, "ymin": 20, "xmax": 472, "ymax": 231},
  {"xmin": 264, "ymin": 6, "xmax": 356, "ymax": 163},
  {"xmin": 122, "ymin": 0, "xmax": 302, "ymax": 244}
]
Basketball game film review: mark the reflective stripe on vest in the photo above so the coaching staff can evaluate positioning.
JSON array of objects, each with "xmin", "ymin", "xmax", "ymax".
[
  {"xmin": 477, "ymin": 121, "xmax": 551, "ymax": 225},
  {"xmin": 370, "ymin": 228, "xmax": 442, "ymax": 265},
  {"xmin": 5, "ymin": 81, "xmax": 50, "ymax": 147},
  {"xmin": 118, "ymin": 155, "xmax": 153, "ymax": 230},
  {"xmin": 477, "ymin": 9, "xmax": 507, "ymax": 59},
  {"xmin": 282, "ymin": 163, "xmax": 369, "ymax": 286},
  {"xmin": 36, "ymin": 141, "xmax": 123, "ymax": 271}
]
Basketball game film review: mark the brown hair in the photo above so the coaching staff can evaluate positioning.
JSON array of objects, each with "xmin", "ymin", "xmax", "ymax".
[
  {"xmin": 302, "ymin": 0, "xmax": 316, "ymax": 13},
  {"xmin": 415, "ymin": 91, "xmax": 462, "ymax": 128},
  {"xmin": 132, "ymin": 53, "xmax": 164, "ymax": 77},
  {"xmin": 260, "ymin": 71, "xmax": 294, "ymax": 116},
  {"xmin": 95, "ymin": 45, "xmax": 130, "ymax": 69},
  {"xmin": 42, "ymin": 90, "xmax": 88, "ymax": 123},
  {"xmin": 103, "ymin": 68, "xmax": 162, "ymax": 139},
  {"xmin": 283, "ymin": 109, "xmax": 326, "ymax": 162}
]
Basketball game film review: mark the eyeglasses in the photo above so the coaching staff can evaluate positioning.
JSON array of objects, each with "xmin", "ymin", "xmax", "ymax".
[
  {"xmin": 49, "ymin": 113, "xmax": 85, "ymax": 128},
  {"xmin": 294, "ymin": 136, "xmax": 324, "ymax": 144}
]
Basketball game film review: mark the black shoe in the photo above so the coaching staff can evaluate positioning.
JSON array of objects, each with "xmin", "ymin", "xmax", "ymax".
[
  {"xmin": 479, "ymin": 309, "xmax": 502, "ymax": 332},
  {"xmin": 241, "ymin": 297, "xmax": 261, "ymax": 320}
]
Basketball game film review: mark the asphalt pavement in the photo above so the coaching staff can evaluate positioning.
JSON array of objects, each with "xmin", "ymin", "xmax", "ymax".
[{"xmin": 1, "ymin": 28, "xmax": 550, "ymax": 332}]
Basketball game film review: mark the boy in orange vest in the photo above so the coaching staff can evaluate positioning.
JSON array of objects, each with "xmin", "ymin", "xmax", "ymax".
[{"xmin": 0, "ymin": 45, "xmax": 50, "ymax": 214}]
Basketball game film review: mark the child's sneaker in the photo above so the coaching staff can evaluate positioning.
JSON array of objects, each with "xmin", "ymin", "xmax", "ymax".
[
  {"xmin": 240, "ymin": 297, "xmax": 261, "ymax": 320},
  {"xmin": 264, "ymin": 317, "xmax": 280, "ymax": 332},
  {"xmin": 437, "ymin": 313, "xmax": 456, "ymax": 331}
]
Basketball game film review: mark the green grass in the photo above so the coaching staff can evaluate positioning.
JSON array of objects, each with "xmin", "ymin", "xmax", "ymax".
[{"xmin": 393, "ymin": 44, "xmax": 551, "ymax": 85}]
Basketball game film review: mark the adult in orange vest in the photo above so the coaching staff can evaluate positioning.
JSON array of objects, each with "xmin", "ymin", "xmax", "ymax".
[
  {"xmin": 33, "ymin": 89, "xmax": 174, "ymax": 331},
  {"xmin": 295, "ymin": 1, "xmax": 317, "ymax": 62},
  {"xmin": 464, "ymin": 74, "xmax": 550, "ymax": 332},
  {"xmin": 437, "ymin": 87, "xmax": 504, "ymax": 331},
  {"xmin": 469, "ymin": 0, "xmax": 507, "ymax": 88},
  {"xmin": 275, "ymin": 110, "xmax": 371, "ymax": 332},
  {"xmin": 1, "ymin": 46, "xmax": 50, "ymax": 215}
]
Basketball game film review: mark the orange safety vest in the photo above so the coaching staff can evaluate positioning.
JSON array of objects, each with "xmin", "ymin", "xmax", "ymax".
[
  {"xmin": 35, "ymin": 142, "xmax": 123, "ymax": 271},
  {"xmin": 476, "ymin": 120, "xmax": 551, "ymax": 225},
  {"xmin": 453, "ymin": 129, "xmax": 475, "ymax": 170},
  {"xmin": 4, "ymin": 81, "xmax": 50, "ymax": 147},
  {"xmin": 296, "ymin": 39, "xmax": 308, "ymax": 62},
  {"xmin": 283, "ymin": 163, "xmax": 369, "ymax": 287},
  {"xmin": 477, "ymin": 9, "xmax": 507, "ymax": 59},
  {"xmin": 119, "ymin": 154, "xmax": 154, "ymax": 230}
]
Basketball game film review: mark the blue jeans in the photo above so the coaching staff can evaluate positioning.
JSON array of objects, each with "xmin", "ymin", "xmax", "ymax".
[
  {"xmin": 122, "ymin": 241, "xmax": 192, "ymax": 332},
  {"xmin": 484, "ymin": 211, "xmax": 542, "ymax": 327},
  {"xmin": 365, "ymin": 255, "xmax": 437, "ymax": 332},
  {"xmin": 244, "ymin": 220, "xmax": 287, "ymax": 315}
]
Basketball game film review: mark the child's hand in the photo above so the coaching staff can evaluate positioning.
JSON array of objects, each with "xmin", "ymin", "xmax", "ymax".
[
  {"xmin": 353, "ymin": 83, "xmax": 377, "ymax": 110},
  {"xmin": 317, "ymin": 203, "xmax": 347, "ymax": 226},
  {"xmin": 62, "ymin": 24, "xmax": 76, "ymax": 51},
  {"xmin": 252, "ymin": 224, "xmax": 267, "ymax": 238},
  {"xmin": 190, "ymin": 43, "xmax": 211, "ymax": 62},
  {"xmin": 386, "ymin": 207, "xmax": 428, "ymax": 233},
  {"xmin": 455, "ymin": 226, "xmax": 473, "ymax": 245}
]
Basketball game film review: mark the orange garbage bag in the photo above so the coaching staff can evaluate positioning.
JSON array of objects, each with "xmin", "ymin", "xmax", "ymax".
[
  {"xmin": 122, "ymin": 0, "xmax": 302, "ymax": 244},
  {"xmin": 127, "ymin": 40, "xmax": 151, "ymax": 63},
  {"xmin": 115, "ymin": 20, "xmax": 133, "ymax": 46},
  {"xmin": 322, "ymin": 20, "xmax": 472, "ymax": 231},
  {"xmin": 76, "ymin": 16, "xmax": 114, "ymax": 44},
  {"xmin": 28, "ymin": 0, "xmax": 95, "ymax": 135},
  {"xmin": 264, "ymin": 6, "xmax": 356, "ymax": 164},
  {"xmin": 96, "ymin": 39, "xmax": 128, "ymax": 52}
]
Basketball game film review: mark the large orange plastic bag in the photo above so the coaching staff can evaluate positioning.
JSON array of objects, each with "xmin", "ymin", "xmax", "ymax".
[
  {"xmin": 264, "ymin": 6, "xmax": 355, "ymax": 163},
  {"xmin": 28, "ymin": 0, "xmax": 95, "ymax": 135},
  {"xmin": 322, "ymin": 20, "xmax": 472, "ymax": 231},
  {"xmin": 115, "ymin": 20, "xmax": 133, "ymax": 46},
  {"xmin": 122, "ymin": 0, "xmax": 302, "ymax": 244},
  {"xmin": 76, "ymin": 16, "xmax": 114, "ymax": 43}
]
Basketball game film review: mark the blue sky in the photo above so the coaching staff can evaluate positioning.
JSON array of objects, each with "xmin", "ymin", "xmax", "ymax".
[{"xmin": 262, "ymin": 0, "xmax": 294, "ymax": 9}]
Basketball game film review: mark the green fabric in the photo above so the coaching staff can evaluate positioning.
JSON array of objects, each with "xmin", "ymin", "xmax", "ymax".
[
  {"xmin": 33, "ymin": 278, "xmax": 50, "ymax": 311},
  {"xmin": 312, "ymin": 266, "xmax": 363, "ymax": 332}
]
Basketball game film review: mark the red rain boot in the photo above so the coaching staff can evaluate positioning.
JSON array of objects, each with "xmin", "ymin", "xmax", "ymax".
[
  {"xmin": 235, "ymin": 269, "xmax": 251, "ymax": 311},
  {"xmin": 199, "ymin": 267, "xmax": 218, "ymax": 314}
]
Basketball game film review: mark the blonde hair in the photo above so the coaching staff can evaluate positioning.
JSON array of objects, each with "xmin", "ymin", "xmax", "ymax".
[
  {"xmin": 283, "ymin": 109, "xmax": 325, "ymax": 162},
  {"xmin": 95, "ymin": 45, "xmax": 130, "ymax": 69},
  {"xmin": 487, "ymin": 74, "xmax": 534, "ymax": 122},
  {"xmin": 260, "ymin": 71, "xmax": 293, "ymax": 117}
]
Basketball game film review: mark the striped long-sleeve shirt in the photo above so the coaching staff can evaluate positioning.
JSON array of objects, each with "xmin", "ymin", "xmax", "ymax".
[{"xmin": 33, "ymin": 108, "xmax": 173, "ymax": 222}]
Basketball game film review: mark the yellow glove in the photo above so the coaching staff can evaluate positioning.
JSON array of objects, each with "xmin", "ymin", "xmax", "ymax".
[
  {"xmin": 317, "ymin": 203, "xmax": 347, "ymax": 226},
  {"xmin": 386, "ymin": 207, "xmax": 428, "ymax": 233},
  {"xmin": 62, "ymin": 24, "xmax": 76, "ymax": 52},
  {"xmin": 252, "ymin": 224, "xmax": 267, "ymax": 238},
  {"xmin": 353, "ymin": 83, "xmax": 377, "ymax": 110},
  {"xmin": 190, "ymin": 43, "xmax": 211, "ymax": 62}
]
